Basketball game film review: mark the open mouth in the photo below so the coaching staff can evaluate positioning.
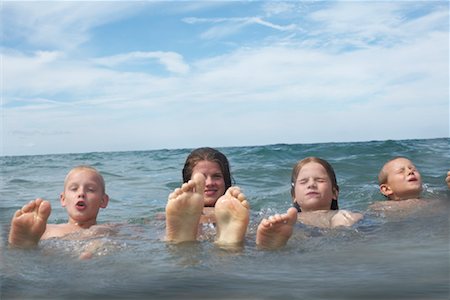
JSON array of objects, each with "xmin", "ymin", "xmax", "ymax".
[{"xmin": 76, "ymin": 201, "xmax": 86, "ymax": 208}]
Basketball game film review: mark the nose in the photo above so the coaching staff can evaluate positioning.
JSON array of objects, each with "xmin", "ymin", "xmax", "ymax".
[
  {"xmin": 307, "ymin": 178, "xmax": 317, "ymax": 188},
  {"xmin": 77, "ymin": 188, "xmax": 86, "ymax": 198},
  {"xmin": 205, "ymin": 175, "xmax": 213, "ymax": 186}
]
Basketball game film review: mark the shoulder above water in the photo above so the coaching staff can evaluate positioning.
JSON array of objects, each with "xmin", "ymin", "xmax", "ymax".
[{"xmin": 298, "ymin": 209, "xmax": 362, "ymax": 228}]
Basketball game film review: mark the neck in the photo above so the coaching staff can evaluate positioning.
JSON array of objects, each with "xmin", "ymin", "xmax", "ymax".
[
  {"xmin": 68, "ymin": 219, "xmax": 97, "ymax": 229},
  {"xmin": 301, "ymin": 209, "xmax": 330, "ymax": 214},
  {"xmin": 391, "ymin": 194, "xmax": 421, "ymax": 201}
]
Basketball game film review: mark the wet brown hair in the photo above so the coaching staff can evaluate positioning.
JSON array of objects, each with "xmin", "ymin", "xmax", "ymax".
[{"xmin": 182, "ymin": 147, "xmax": 232, "ymax": 191}]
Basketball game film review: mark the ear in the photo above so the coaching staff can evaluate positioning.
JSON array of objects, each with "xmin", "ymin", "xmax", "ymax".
[
  {"xmin": 292, "ymin": 195, "xmax": 298, "ymax": 205},
  {"xmin": 60, "ymin": 192, "xmax": 66, "ymax": 207},
  {"xmin": 380, "ymin": 184, "xmax": 393, "ymax": 197},
  {"xmin": 100, "ymin": 194, "xmax": 109, "ymax": 209}
]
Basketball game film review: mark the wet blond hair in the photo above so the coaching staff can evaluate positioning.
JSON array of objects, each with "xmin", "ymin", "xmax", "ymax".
[{"xmin": 64, "ymin": 165, "xmax": 106, "ymax": 193}]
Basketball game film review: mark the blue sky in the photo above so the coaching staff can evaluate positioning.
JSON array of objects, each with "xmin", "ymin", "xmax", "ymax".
[{"xmin": 2, "ymin": 1, "xmax": 449, "ymax": 156}]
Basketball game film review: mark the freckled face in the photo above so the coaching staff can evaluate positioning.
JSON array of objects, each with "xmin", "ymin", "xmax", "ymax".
[
  {"xmin": 293, "ymin": 162, "xmax": 337, "ymax": 212},
  {"xmin": 192, "ymin": 160, "xmax": 226, "ymax": 207}
]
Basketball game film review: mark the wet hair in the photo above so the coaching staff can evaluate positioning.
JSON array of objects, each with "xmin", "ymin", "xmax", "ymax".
[
  {"xmin": 290, "ymin": 157, "xmax": 339, "ymax": 212},
  {"xmin": 64, "ymin": 165, "xmax": 106, "ymax": 193},
  {"xmin": 182, "ymin": 147, "xmax": 233, "ymax": 191}
]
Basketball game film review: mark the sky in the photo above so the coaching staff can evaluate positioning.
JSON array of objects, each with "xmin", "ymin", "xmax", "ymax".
[{"xmin": 1, "ymin": 1, "xmax": 449, "ymax": 156}]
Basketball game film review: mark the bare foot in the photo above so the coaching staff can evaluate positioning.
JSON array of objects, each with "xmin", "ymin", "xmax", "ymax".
[
  {"xmin": 165, "ymin": 173, "xmax": 205, "ymax": 243},
  {"xmin": 256, "ymin": 207, "xmax": 297, "ymax": 250},
  {"xmin": 8, "ymin": 198, "xmax": 52, "ymax": 248},
  {"xmin": 214, "ymin": 186, "xmax": 250, "ymax": 247}
]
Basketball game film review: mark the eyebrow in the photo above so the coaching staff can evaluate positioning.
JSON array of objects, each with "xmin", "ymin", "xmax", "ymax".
[
  {"xmin": 66, "ymin": 180, "xmax": 101, "ymax": 186},
  {"xmin": 297, "ymin": 176, "xmax": 328, "ymax": 180}
]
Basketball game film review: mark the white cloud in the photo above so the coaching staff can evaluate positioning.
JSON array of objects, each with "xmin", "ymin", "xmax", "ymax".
[
  {"xmin": 2, "ymin": 1, "xmax": 448, "ymax": 156},
  {"xmin": 2, "ymin": 2, "xmax": 145, "ymax": 50},
  {"xmin": 93, "ymin": 51, "xmax": 190, "ymax": 74},
  {"xmin": 262, "ymin": 2, "xmax": 297, "ymax": 17},
  {"xmin": 183, "ymin": 16, "xmax": 296, "ymax": 39},
  {"xmin": 249, "ymin": 17, "xmax": 297, "ymax": 31},
  {"xmin": 4, "ymin": 27, "xmax": 447, "ymax": 156},
  {"xmin": 307, "ymin": 2, "xmax": 448, "ymax": 49}
]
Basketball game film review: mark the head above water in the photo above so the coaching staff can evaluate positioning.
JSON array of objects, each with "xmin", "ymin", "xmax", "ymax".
[
  {"xmin": 378, "ymin": 156, "xmax": 423, "ymax": 200},
  {"xmin": 182, "ymin": 147, "xmax": 232, "ymax": 191},
  {"xmin": 61, "ymin": 165, "xmax": 109, "ymax": 227},
  {"xmin": 290, "ymin": 157, "xmax": 339, "ymax": 212}
]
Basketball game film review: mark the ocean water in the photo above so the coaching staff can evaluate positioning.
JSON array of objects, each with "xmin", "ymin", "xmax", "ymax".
[{"xmin": 1, "ymin": 138, "xmax": 449, "ymax": 300}]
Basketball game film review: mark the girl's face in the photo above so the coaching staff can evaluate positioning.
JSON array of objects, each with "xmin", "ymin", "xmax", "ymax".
[
  {"xmin": 192, "ymin": 160, "xmax": 226, "ymax": 207},
  {"xmin": 293, "ymin": 162, "xmax": 337, "ymax": 212}
]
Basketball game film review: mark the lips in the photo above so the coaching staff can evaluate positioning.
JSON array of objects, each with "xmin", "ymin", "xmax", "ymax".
[
  {"xmin": 75, "ymin": 200, "xmax": 87, "ymax": 210},
  {"xmin": 204, "ymin": 189, "xmax": 217, "ymax": 197},
  {"xmin": 306, "ymin": 191, "xmax": 320, "ymax": 197}
]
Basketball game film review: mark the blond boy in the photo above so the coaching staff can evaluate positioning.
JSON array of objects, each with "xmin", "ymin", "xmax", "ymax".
[
  {"xmin": 378, "ymin": 157, "xmax": 423, "ymax": 200},
  {"xmin": 8, "ymin": 165, "xmax": 109, "ymax": 249},
  {"xmin": 370, "ymin": 157, "xmax": 428, "ymax": 214}
]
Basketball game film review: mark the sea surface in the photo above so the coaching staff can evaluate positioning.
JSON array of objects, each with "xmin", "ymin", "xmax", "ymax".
[{"xmin": 1, "ymin": 138, "xmax": 449, "ymax": 299}]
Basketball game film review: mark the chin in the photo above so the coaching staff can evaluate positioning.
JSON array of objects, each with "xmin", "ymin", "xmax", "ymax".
[{"xmin": 204, "ymin": 200, "xmax": 217, "ymax": 207}]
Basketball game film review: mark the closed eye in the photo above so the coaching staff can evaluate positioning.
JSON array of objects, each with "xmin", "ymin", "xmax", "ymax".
[
  {"xmin": 87, "ymin": 185, "xmax": 97, "ymax": 192},
  {"xmin": 395, "ymin": 167, "xmax": 405, "ymax": 174},
  {"xmin": 69, "ymin": 185, "xmax": 78, "ymax": 192}
]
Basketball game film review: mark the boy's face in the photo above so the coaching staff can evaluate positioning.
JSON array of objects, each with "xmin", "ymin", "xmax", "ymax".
[
  {"xmin": 293, "ymin": 162, "xmax": 338, "ymax": 212},
  {"xmin": 60, "ymin": 168, "xmax": 109, "ymax": 226},
  {"xmin": 192, "ymin": 160, "xmax": 226, "ymax": 207},
  {"xmin": 380, "ymin": 158, "xmax": 423, "ymax": 200}
]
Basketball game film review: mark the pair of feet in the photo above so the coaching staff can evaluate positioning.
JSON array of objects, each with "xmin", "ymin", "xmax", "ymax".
[
  {"xmin": 165, "ymin": 173, "xmax": 250, "ymax": 246},
  {"xmin": 165, "ymin": 173, "xmax": 298, "ymax": 249}
]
